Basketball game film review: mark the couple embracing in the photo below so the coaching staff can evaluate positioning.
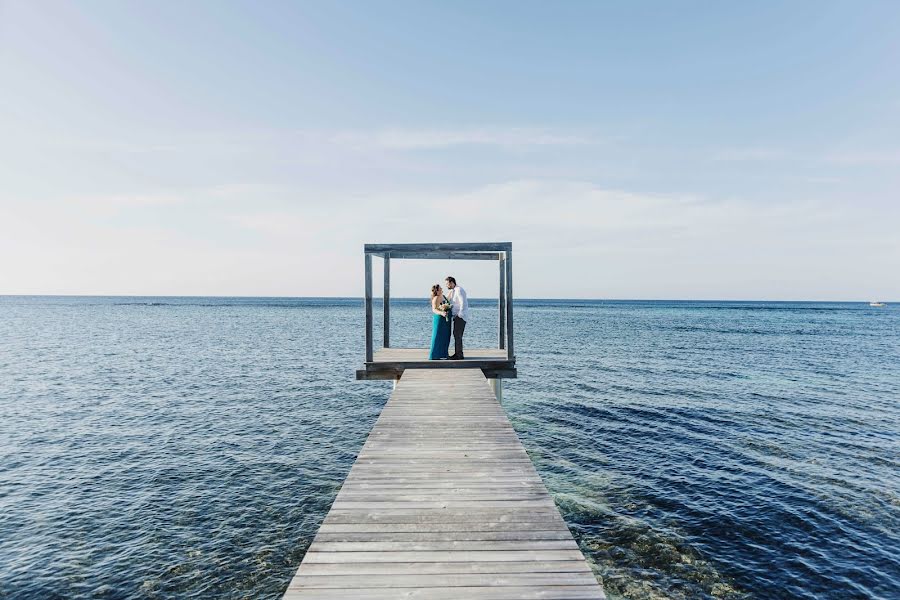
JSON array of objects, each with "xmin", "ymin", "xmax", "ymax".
[{"xmin": 429, "ymin": 276, "xmax": 468, "ymax": 360}]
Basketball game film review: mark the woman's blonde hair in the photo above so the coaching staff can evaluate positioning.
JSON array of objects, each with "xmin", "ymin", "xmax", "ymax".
[{"xmin": 431, "ymin": 284, "xmax": 442, "ymax": 298}]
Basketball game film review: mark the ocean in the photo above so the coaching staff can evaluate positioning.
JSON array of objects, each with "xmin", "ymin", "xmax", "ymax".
[{"xmin": 1, "ymin": 296, "xmax": 897, "ymax": 599}]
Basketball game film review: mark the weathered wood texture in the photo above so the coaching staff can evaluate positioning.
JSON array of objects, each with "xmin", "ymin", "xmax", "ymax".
[
  {"xmin": 383, "ymin": 257, "xmax": 391, "ymax": 348},
  {"xmin": 505, "ymin": 250, "xmax": 514, "ymax": 361},
  {"xmin": 365, "ymin": 253, "xmax": 374, "ymax": 362},
  {"xmin": 282, "ymin": 369, "xmax": 604, "ymax": 599},
  {"xmin": 499, "ymin": 258, "xmax": 506, "ymax": 350},
  {"xmin": 366, "ymin": 242, "xmax": 512, "ymax": 254},
  {"xmin": 387, "ymin": 251, "xmax": 501, "ymax": 260},
  {"xmin": 357, "ymin": 368, "xmax": 518, "ymax": 381},
  {"xmin": 359, "ymin": 348, "xmax": 517, "ymax": 379}
]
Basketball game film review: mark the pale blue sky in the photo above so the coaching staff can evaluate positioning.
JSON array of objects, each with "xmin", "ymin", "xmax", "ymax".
[{"xmin": 1, "ymin": 1, "xmax": 898, "ymax": 299}]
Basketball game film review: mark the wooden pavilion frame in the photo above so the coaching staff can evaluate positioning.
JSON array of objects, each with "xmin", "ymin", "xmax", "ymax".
[{"xmin": 357, "ymin": 242, "xmax": 516, "ymax": 380}]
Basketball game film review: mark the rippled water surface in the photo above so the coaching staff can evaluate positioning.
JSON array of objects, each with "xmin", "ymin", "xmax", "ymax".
[{"xmin": 1, "ymin": 297, "xmax": 898, "ymax": 599}]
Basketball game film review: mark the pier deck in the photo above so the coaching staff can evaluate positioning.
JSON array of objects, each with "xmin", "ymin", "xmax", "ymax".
[
  {"xmin": 282, "ymin": 369, "xmax": 604, "ymax": 599},
  {"xmin": 358, "ymin": 348, "xmax": 516, "ymax": 380}
]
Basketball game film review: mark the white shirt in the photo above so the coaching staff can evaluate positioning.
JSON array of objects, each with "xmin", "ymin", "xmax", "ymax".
[{"xmin": 448, "ymin": 285, "xmax": 469, "ymax": 322}]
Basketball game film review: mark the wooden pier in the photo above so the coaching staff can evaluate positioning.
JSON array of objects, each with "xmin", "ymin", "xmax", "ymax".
[
  {"xmin": 282, "ymin": 369, "xmax": 605, "ymax": 599},
  {"xmin": 281, "ymin": 243, "xmax": 601, "ymax": 597}
]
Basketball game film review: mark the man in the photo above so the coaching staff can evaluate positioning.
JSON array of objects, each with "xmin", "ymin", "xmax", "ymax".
[{"xmin": 445, "ymin": 276, "xmax": 469, "ymax": 360}]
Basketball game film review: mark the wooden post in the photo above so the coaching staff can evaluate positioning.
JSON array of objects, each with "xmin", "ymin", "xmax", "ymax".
[
  {"xmin": 365, "ymin": 252, "xmax": 373, "ymax": 362},
  {"xmin": 498, "ymin": 258, "xmax": 506, "ymax": 349},
  {"xmin": 489, "ymin": 378, "xmax": 503, "ymax": 401},
  {"xmin": 505, "ymin": 249, "xmax": 514, "ymax": 360},
  {"xmin": 383, "ymin": 255, "xmax": 390, "ymax": 348}
]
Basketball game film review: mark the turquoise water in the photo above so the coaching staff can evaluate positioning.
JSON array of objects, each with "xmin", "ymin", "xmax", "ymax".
[{"xmin": 1, "ymin": 297, "xmax": 898, "ymax": 599}]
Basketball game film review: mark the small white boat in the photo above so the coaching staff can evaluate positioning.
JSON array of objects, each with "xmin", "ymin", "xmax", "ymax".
[{"xmin": 869, "ymin": 301, "xmax": 886, "ymax": 307}]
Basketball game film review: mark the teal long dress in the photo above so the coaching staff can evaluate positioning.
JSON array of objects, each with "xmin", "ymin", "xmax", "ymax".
[{"xmin": 429, "ymin": 299, "xmax": 451, "ymax": 360}]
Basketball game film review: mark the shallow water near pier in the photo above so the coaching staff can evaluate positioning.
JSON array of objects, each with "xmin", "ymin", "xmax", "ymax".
[{"xmin": 1, "ymin": 297, "xmax": 898, "ymax": 599}]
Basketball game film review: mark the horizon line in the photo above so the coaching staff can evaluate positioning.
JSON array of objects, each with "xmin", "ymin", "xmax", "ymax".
[{"xmin": 0, "ymin": 294, "xmax": 893, "ymax": 304}]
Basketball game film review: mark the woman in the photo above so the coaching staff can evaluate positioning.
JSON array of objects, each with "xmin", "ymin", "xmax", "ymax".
[{"xmin": 428, "ymin": 284, "xmax": 451, "ymax": 360}]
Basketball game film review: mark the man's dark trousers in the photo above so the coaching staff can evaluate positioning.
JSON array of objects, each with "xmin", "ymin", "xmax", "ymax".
[{"xmin": 452, "ymin": 316, "xmax": 466, "ymax": 359}]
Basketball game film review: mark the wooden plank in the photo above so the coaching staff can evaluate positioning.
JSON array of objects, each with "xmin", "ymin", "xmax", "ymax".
[
  {"xmin": 321, "ymin": 511, "xmax": 568, "ymax": 525},
  {"xmin": 329, "ymin": 499, "xmax": 557, "ymax": 508},
  {"xmin": 312, "ymin": 531, "xmax": 576, "ymax": 542},
  {"xmin": 314, "ymin": 529, "xmax": 574, "ymax": 539},
  {"xmin": 290, "ymin": 572, "xmax": 600, "ymax": 588},
  {"xmin": 301, "ymin": 550, "xmax": 590, "ymax": 563},
  {"xmin": 294, "ymin": 560, "xmax": 594, "ymax": 575},
  {"xmin": 336, "ymin": 482, "xmax": 548, "ymax": 489},
  {"xmin": 285, "ymin": 587, "xmax": 604, "ymax": 600},
  {"xmin": 332, "ymin": 494, "xmax": 553, "ymax": 503},
  {"xmin": 280, "ymin": 369, "xmax": 603, "ymax": 598},
  {"xmin": 308, "ymin": 540, "xmax": 580, "ymax": 551}
]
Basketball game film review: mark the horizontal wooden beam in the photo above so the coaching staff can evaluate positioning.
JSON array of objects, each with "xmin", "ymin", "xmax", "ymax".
[
  {"xmin": 355, "ymin": 369, "xmax": 402, "ymax": 380},
  {"xmin": 366, "ymin": 360, "xmax": 515, "ymax": 371},
  {"xmin": 482, "ymin": 368, "xmax": 518, "ymax": 379},
  {"xmin": 387, "ymin": 251, "xmax": 501, "ymax": 260},
  {"xmin": 356, "ymin": 367, "xmax": 518, "ymax": 380},
  {"xmin": 365, "ymin": 242, "xmax": 512, "ymax": 254}
]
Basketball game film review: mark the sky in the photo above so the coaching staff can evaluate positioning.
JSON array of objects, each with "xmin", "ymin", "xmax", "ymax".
[{"xmin": 1, "ymin": 1, "xmax": 898, "ymax": 299}]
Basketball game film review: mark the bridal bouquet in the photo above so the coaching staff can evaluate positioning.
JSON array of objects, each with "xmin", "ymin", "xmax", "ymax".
[{"xmin": 440, "ymin": 297, "xmax": 452, "ymax": 322}]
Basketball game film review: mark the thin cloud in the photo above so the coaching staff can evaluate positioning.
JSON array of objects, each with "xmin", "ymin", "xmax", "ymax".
[
  {"xmin": 711, "ymin": 147, "xmax": 792, "ymax": 162},
  {"xmin": 824, "ymin": 151, "xmax": 900, "ymax": 165},
  {"xmin": 712, "ymin": 146, "xmax": 900, "ymax": 166},
  {"xmin": 329, "ymin": 128, "xmax": 599, "ymax": 150}
]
